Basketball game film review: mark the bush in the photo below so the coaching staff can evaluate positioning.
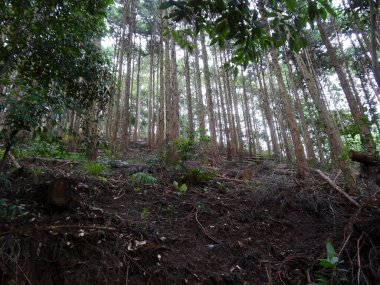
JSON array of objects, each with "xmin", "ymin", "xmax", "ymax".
[
  {"xmin": 132, "ymin": 172, "xmax": 156, "ymax": 185},
  {"xmin": 85, "ymin": 162, "xmax": 107, "ymax": 176}
]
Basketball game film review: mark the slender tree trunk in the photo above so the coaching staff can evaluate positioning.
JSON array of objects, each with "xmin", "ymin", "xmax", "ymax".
[
  {"xmin": 255, "ymin": 65, "xmax": 281, "ymax": 156},
  {"xmin": 121, "ymin": 0, "xmax": 136, "ymax": 154},
  {"xmin": 293, "ymin": 51, "xmax": 356, "ymax": 189},
  {"xmin": 194, "ymin": 34, "xmax": 206, "ymax": 156},
  {"xmin": 147, "ymin": 36, "xmax": 154, "ymax": 147},
  {"xmin": 164, "ymin": 26, "xmax": 172, "ymax": 146},
  {"xmin": 133, "ymin": 42, "xmax": 142, "ymax": 142},
  {"xmin": 284, "ymin": 51, "xmax": 316, "ymax": 162},
  {"xmin": 318, "ymin": 19, "xmax": 376, "ymax": 153},
  {"xmin": 170, "ymin": 32, "xmax": 179, "ymax": 141},
  {"xmin": 369, "ymin": 0, "xmax": 380, "ymax": 90},
  {"xmin": 270, "ymin": 50, "xmax": 306, "ymax": 176},
  {"xmin": 156, "ymin": 9, "xmax": 166, "ymax": 148},
  {"xmin": 242, "ymin": 72, "xmax": 255, "ymax": 156},
  {"xmin": 184, "ymin": 49, "xmax": 194, "ymax": 136},
  {"xmin": 213, "ymin": 49, "xmax": 231, "ymax": 154},
  {"xmin": 111, "ymin": 3, "xmax": 128, "ymax": 150},
  {"xmin": 200, "ymin": 30, "xmax": 218, "ymax": 162}
]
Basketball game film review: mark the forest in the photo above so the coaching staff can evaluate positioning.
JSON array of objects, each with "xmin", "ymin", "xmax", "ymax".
[{"xmin": 0, "ymin": 0, "xmax": 380, "ymax": 284}]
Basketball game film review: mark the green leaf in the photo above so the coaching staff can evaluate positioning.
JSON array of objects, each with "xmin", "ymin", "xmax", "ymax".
[
  {"xmin": 179, "ymin": 184, "xmax": 188, "ymax": 193},
  {"xmin": 160, "ymin": 1, "xmax": 173, "ymax": 10},
  {"xmin": 308, "ymin": 2, "xmax": 319, "ymax": 23},
  {"xmin": 285, "ymin": 0, "xmax": 297, "ymax": 11},
  {"xmin": 326, "ymin": 242, "xmax": 336, "ymax": 260},
  {"xmin": 319, "ymin": 259, "xmax": 334, "ymax": 268},
  {"xmin": 173, "ymin": 180, "xmax": 179, "ymax": 189}
]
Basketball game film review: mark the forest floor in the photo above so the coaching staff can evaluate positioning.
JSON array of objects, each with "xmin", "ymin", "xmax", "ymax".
[{"xmin": 1, "ymin": 142, "xmax": 380, "ymax": 285}]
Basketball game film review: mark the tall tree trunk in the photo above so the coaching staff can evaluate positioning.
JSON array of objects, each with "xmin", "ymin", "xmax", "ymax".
[
  {"xmin": 284, "ymin": 51, "xmax": 316, "ymax": 162},
  {"xmin": 147, "ymin": 36, "xmax": 154, "ymax": 147},
  {"xmin": 194, "ymin": 35, "xmax": 206, "ymax": 153},
  {"xmin": 164, "ymin": 25, "xmax": 172, "ymax": 146},
  {"xmin": 221, "ymin": 52, "xmax": 238, "ymax": 157},
  {"xmin": 318, "ymin": 20, "xmax": 376, "ymax": 153},
  {"xmin": 156, "ymin": 10, "xmax": 166, "ymax": 148},
  {"xmin": 369, "ymin": 0, "xmax": 380, "ymax": 90},
  {"xmin": 121, "ymin": 0, "xmax": 136, "ymax": 154},
  {"xmin": 255, "ymin": 65, "xmax": 281, "ymax": 156},
  {"xmin": 242, "ymin": 72, "xmax": 255, "ymax": 156},
  {"xmin": 170, "ymin": 32, "xmax": 179, "ymax": 141},
  {"xmin": 111, "ymin": 3, "xmax": 128, "ymax": 150},
  {"xmin": 84, "ymin": 102, "xmax": 98, "ymax": 161},
  {"xmin": 184, "ymin": 49, "xmax": 194, "ymax": 136},
  {"xmin": 213, "ymin": 49, "xmax": 231, "ymax": 154},
  {"xmin": 133, "ymin": 42, "xmax": 142, "ymax": 142},
  {"xmin": 200, "ymin": 30, "xmax": 218, "ymax": 162},
  {"xmin": 270, "ymin": 50, "xmax": 307, "ymax": 177},
  {"xmin": 293, "ymin": 51, "xmax": 355, "ymax": 189}
]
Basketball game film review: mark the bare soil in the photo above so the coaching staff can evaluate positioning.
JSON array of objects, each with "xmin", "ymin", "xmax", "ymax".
[{"xmin": 1, "ymin": 143, "xmax": 379, "ymax": 284}]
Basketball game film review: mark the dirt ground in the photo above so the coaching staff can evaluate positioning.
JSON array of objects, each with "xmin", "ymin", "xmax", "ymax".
[{"xmin": 1, "ymin": 143, "xmax": 379, "ymax": 285}]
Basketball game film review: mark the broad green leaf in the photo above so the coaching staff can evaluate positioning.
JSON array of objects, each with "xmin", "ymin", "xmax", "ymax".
[{"xmin": 319, "ymin": 259, "xmax": 334, "ymax": 268}]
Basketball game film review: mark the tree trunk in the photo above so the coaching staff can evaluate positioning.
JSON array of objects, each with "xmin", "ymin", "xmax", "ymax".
[
  {"xmin": 284, "ymin": 51, "xmax": 316, "ymax": 162},
  {"xmin": 133, "ymin": 41, "xmax": 142, "ymax": 142},
  {"xmin": 255, "ymin": 65, "xmax": 281, "ymax": 157},
  {"xmin": 270, "ymin": 50, "xmax": 306, "ymax": 177},
  {"xmin": 318, "ymin": 19, "xmax": 376, "ymax": 153},
  {"xmin": 184, "ymin": 49, "xmax": 194, "ymax": 136},
  {"xmin": 156, "ymin": 9, "xmax": 166, "ymax": 148},
  {"xmin": 121, "ymin": 0, "xmax": 136, "ymax": 154},
  {"xmin": 170, "ymin": 32, "xmax": 179, "ymax": 141},
  {"xmin": 293, "ymin": 51, "xmax": 355, "ymax": 189},
  {"xmin": 111, "ymin": 3, "xmax": 128, "ymax": 150},
  {"xmin": 200, "ymin": 30, "xmax": 218, "ymax": 162}
]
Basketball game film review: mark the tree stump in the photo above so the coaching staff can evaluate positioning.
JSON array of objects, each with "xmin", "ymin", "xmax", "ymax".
[{"xmin": 48, "ymin": 177, "xmax": 72, "ymax": 209}]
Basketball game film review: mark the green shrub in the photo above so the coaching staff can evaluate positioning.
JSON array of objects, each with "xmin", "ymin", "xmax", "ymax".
[
  {"xmin": 185, "ymin": 167, "xmax": 215, "ymax": 185},
  {"xmin": 85, "ymin": 162, "xmax": 107, "ymax": 176},
  {"xmin": 0, "ymin": 199, "xmax": 24, "ymax": 218},
  {"xmin": 132, "ymin": 172, "xmax": 156, "ymax": 185}
]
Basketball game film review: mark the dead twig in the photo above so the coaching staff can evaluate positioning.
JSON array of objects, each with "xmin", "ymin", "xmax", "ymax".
[
  {"xmin": 195, "ymin": 210, "xmax": 220, "ymax": 244},
  {"xmin": 0, "ymin": 224, "xmax": 117, "ymax": 237},
  {"xmin": 215, "ymin": 174, "xmax": 248, "ymax": 183},
  {"xmin": 357, "ymin": 234, "xmax": 363, "ymax": 285},
  {"xmin": 3, "ymin": 251, "xmax": 32, "ymax": 285},
  {"xmin": 308, "ymin": 168, "xmax": 361, "ymax": 208}
]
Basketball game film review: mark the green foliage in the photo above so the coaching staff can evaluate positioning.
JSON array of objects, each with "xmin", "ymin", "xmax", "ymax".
[
  {"xmin": 172, "ymin": 136, "xmax": 197, "ymax": 163},
  {"xmin": 0, "ymin": 199, "xmax": 24, "ymax": 218},
  {"xmin": 310, "ymin": 242, "xmax": 347, "ymax": 285},
  {"xmin": 13, "ymin": 140, "xmax": 66, "ymax": 159},
  {"xmin": 162, "ymin": 0, "xmax": 336, "ymax": 70},
  {"xmin": 132, "ymin": 172, "xmax": 157, "ymax": 186},
  {"xmin": 85, "ymin": 162, "xmax": 108, "ymax": 176},
  {"xmin": 173, "ymin": 180, "xmax": 188, "ymax": 195},
  {"xmin": 0, "ymin": 174, "xmax": 11, "ymax": 190},
  {"xmin": 186, "ymin": 167, "xmax": 215, "ymax": 185},
  {"xmin": 30, "ymin": 167, "xmax": 43, "ymax": 178},
  {"xmin": 140, "ymin": 207, "xmax": 150, "ymax": 219},
  {"xmin": 0, "ymin": 0, "xmax": 114, "ymax": 158}
]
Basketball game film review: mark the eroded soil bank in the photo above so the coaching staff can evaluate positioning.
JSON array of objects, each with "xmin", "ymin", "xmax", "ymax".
[{"xmin": 1, "ymin": 144, "xmax": 379, "ymax": 284}]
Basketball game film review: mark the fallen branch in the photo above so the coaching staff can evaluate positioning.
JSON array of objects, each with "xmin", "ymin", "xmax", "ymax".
[
  {"xmin": 0, "ymin": 224, "xmax": 116, "ymax": 237},
  {"xmin": 195, "ymin": 211, "xmax": 220, "ymax": 244},
  {"xmin": 215, "ymin": 174, "xmax": 247, "ymax": 183},
  {"xmin": 348, "ymin": 150, "xmax": 380, "ymax": 166},
  {"xmin": 309, "ymin": 168, "xmax": 361, "ymax": 208}
]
